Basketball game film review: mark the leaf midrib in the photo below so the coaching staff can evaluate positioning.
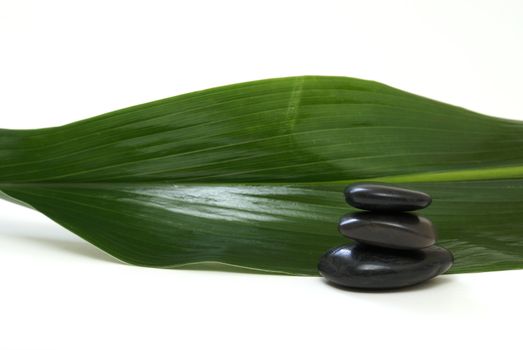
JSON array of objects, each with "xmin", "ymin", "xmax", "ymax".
[{"xmin": 2, "ymin": 164, "xmax": 523, "ymax": 188}]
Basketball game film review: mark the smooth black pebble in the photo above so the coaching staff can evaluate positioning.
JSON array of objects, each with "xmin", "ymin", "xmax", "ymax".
[
  {"xmin": 318, "ymin": 243, "xmax": 453, "ymax": 289},
  {"xmin": 344, "ymin": 183, "xmax": 432, "ymax": 212},
  {"xmin": 338, "ymin": 212, "xmax": 436, "ymax": 249}
]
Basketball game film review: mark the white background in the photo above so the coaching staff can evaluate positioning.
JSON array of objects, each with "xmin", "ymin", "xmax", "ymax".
[{"xmin": 1, "ymin": 1, "xmax": 523, "ymax": 349}]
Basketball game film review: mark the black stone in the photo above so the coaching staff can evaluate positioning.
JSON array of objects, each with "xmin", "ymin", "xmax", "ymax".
[
  {"xmin": 318, "ymin": 243, "xmax": 453, "ymax": 289},
  {"xmin": 338, "ymin": 212, "xmax": 436, "ymax": 250},
  {"xmin": 344, "ymin": 183, "xmax": 432, "ymax": 212}
]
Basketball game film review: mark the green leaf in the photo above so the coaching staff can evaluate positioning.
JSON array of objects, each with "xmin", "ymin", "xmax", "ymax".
[{"xmin": 1, "ymin": 76, "xmax": 523, "ymax": 275}]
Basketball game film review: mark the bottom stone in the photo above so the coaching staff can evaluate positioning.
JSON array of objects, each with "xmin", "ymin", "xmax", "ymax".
[{"xmin": 318, "ymin": 243, "xmax": 453, "ymax": 290}]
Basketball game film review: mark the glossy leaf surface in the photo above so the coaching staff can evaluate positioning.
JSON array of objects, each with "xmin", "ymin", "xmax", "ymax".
[{"xmin": 1, "ymin": 76, "xmax": 522, "ymax": 275}]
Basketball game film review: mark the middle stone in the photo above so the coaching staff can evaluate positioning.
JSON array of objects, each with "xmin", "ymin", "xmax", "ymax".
[{"xmin": 338, "ymin": 212, "xmax": 436, "ymax": 250}]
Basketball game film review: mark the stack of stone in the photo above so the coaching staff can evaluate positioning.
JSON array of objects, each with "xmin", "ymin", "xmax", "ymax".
[{"xmin": 318, "ymin": 183, "xmax": 453, "ymax": 290}]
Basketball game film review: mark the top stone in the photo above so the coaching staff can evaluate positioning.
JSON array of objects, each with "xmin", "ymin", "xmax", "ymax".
[{"xmin": 344, "ymin": 183, "xmax": 432, "ymax": 212}]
